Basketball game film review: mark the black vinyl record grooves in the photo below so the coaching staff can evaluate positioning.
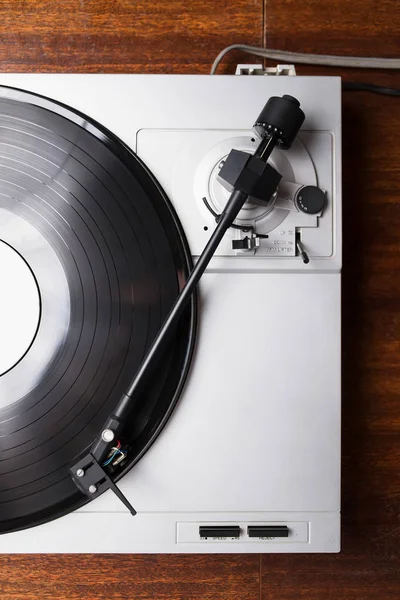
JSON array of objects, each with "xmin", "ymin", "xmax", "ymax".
[{"xmin": 0, "ymin": 87, "xmax": 196, "ymax": 533}]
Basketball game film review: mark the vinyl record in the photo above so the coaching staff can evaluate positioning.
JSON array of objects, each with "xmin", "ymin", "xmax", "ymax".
[{"xmin": 0, "ymin": 86, "xmax": 196, "ymax": 533}]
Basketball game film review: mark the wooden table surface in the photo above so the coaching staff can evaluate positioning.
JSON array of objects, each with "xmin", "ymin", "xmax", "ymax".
[{"xmin": 0, "ymin": 1, "xmax": 399, "ymax": 599}]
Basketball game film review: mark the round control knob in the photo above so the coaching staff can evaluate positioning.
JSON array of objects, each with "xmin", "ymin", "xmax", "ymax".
[{"xmin": 295, "ymin": 186, "xmax": 326, "ymax": 214}]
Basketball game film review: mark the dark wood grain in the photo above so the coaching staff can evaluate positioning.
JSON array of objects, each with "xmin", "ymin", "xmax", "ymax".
[
  {"xmin": 0, "ymin": 554, "xmax": 260, "ymax": 599},
  {"xmin": 260, "ymin": 0, "xmax": 400, "ymax": 598},
  {"xmin": 0, "ymin": 0, "xmax": 263, "ymax": 73},
  {"xmin": 263, "ymin": 0, "xmax": 400, "ymax": 54}
]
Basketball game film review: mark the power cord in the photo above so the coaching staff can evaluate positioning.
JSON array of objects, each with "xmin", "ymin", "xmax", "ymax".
[
  {"xmin": 210, "ymin": 44, "xmax": 400, "ymax": 97},
  {"xmin": 342, "ymin": 82, "xmax": 400, "ymax": 96},
  {"xmin": 210, "ymin": 44, "xmax": 400, "ymax": 74}
]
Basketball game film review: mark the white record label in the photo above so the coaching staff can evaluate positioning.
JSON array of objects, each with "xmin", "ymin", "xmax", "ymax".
[{"xmin": 0, "ymin": 240, "xmax": 40, "ymax": 376}]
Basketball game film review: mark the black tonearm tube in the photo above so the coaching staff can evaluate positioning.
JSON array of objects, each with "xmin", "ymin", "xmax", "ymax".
[{"xmin": 70, "ymin": 95, "xmax": 305, "ymax": 512}]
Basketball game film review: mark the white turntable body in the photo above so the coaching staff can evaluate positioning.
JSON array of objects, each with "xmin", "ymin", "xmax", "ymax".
[{"xmin": 0, "ymin": 73, "xmax": 341, "ymax": 553}]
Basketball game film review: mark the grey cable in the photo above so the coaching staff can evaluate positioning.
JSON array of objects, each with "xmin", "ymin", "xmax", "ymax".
[{"xmin": 210, "ymin": 44, "xmax": 400, "ymax": 74}]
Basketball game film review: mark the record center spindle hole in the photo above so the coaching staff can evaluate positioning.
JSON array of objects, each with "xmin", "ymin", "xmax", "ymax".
[{"xmin": 0, "ymin": 241, "xmax": 41, "ymax": 376}]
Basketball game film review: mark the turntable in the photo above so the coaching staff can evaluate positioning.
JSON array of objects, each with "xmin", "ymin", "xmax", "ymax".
[{"xmin": 0, "ymin": 73, "xmax": 341, "ymax": 553}]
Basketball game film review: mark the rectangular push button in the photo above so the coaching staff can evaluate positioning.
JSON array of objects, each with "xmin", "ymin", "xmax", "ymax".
[
  {"xmin": 247, "ymin": 525, "xmax": 289, "ymax": 538},
  {"xmin": 199, "ymin": 525, "xmax": 240, "ymax": 538}
]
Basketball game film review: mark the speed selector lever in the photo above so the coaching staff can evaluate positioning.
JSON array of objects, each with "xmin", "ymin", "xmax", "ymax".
[{"xmin": 296, "ymin": 235, "xmax": 310, "ymax": 264}]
